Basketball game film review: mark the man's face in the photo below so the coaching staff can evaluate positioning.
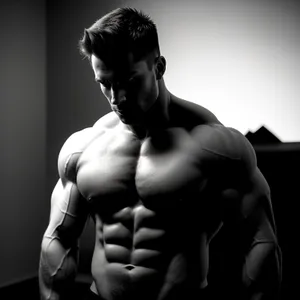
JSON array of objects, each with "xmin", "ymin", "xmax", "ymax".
[{"xmin": 91, "ymin": 52, "xmax": 159, "ymax": 126}]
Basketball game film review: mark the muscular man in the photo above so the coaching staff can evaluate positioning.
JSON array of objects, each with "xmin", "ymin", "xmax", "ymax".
[{"xmin": 39, "ymin": 7, "xmax": 282, "ymax": 300}]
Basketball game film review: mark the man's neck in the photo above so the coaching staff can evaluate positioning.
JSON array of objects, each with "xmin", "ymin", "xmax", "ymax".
[
  {"xmin": 128, "ymin": 124, "xmax": 149, "ymax": 140},
  {"xmin": 129, "ymin": 84, "xmax": 171, "ymax": 139}
]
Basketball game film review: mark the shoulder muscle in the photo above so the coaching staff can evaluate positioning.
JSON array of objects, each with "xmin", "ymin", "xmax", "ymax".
[
  {"xmin": 194, "ymin": 124, "xmax": 257, "ymax": 180},
  {"xmin": 58, "ymin": 127, "xmax": 100, "ymax": 183}
]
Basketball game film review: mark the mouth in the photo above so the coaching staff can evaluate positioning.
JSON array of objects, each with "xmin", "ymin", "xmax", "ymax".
[
  {"xmin": 113, "ymin": 105, "xmax": 131, "ymax": 115},
  {"xmin": 112, "ymin": 106, "xmax": 140, "ymax": 124},
  {"xmin": 113, "ymin": 108, "xmax": 126, "ymax": 115},
  {"xmin": 112, "ymin": 107, "xmax": 131, "ymax": 121}
]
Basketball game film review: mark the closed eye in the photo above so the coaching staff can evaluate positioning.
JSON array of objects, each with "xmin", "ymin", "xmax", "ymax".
[{"xmin": 95, "ymin": 76, "xmax": 137, "ymax": 88}]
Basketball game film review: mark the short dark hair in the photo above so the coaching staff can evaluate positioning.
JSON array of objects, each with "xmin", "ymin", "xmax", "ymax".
[{"xmin": 78, "ymin": 7, "xmax": 160, "ymax": 64}]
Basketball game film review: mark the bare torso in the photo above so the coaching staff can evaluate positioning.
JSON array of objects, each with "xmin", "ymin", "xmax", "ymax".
[
  {"xmin": 74, "ymin": 111, "xmax": 222, "ymax": 300},
  {"xmin": 40, "ymin": 93, "xmax": 281, "ymax": 300}
]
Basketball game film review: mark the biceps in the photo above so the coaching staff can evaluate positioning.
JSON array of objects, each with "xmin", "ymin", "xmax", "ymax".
[
  {"xmin": 241, "ymin": 169, "xmax": 278, "ymax": 243},
  {"xmin": 221, "ymin": 168, "xmax": 278, "ymax": 248},
  {"xmin": 45, "ymin": 179, "xmax": 89, "ymax": 245}
]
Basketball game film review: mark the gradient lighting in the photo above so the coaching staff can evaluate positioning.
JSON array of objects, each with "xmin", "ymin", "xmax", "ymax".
[{"xmin": 136, "ymin": 0, "xmax": 300, "ymax": 142}]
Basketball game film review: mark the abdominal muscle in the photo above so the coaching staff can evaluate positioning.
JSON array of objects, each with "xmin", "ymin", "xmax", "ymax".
[
  {"xmin": 89, "ymin": 203, "xmax": 207, "ymax": 300},
  {"xmin": 90, "ymin": 253, "xmax": 166, "ymax": 300}
]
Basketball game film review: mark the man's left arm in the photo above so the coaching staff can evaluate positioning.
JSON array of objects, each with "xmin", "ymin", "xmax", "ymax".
[
  {"xmin": 221, "ymin": 133, "xmax": 282, "ymax": 300},
  {"xmin": 195, "ymin": 124, "xmax": 282, "ymax": 299}
]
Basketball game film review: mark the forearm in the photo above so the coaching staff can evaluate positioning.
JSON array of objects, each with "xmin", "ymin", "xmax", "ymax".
[
  {"xmin": 39, "ymin": 236, "xmax": 79, "ymax": 300},
  {"xmin": 241, "ymin": 241, "xmax": 282, "ymax": 300}
]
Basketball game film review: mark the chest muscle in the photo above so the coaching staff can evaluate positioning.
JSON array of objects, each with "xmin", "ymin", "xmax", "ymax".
[{"xmin": 76, "ymin": 129, "xmax": 203, "ymax": 211}]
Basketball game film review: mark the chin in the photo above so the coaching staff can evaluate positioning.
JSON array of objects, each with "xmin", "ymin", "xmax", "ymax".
[
  {"xmin": 115, "ymin": 111, "xmax": 142, "ymax": 125},
  {"xmin": 118, "ymin": 114, "xmax": 137, "ymax": 125}
]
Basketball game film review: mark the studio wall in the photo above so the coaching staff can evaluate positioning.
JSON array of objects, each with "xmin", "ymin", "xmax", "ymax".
[{"xmin": 0, "ymin": 0, "xmax": 47, "ymax": 287}]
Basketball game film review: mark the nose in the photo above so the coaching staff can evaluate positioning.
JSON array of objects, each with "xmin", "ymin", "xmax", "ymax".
[{"xmin": 110, "ymin": 87, "xmax": 126, "ymax": 106}]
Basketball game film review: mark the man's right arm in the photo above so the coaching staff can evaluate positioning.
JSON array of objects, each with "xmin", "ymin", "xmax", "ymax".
[{"xmin": 39, "ymin": 132, "xmax": 90, "ymax": 300}]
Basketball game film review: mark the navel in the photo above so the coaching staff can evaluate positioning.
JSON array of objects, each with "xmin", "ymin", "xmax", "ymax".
[{"xmin": 124, "ymin": 264, "xmax": 136, "ymax": 271}]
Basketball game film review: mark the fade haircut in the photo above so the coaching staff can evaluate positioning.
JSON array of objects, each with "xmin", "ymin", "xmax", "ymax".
[{"xmin": 78, "ymin": 7, "xmax": 160, "ymax": 65}]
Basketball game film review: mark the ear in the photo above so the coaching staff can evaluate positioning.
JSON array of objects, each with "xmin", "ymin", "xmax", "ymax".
[{"xmin": 155, "ymin": 56, "xmax": 166, "ymax": 80}]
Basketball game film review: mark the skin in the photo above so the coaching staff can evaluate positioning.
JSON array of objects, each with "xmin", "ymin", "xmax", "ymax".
[{"xmin": 39, "ymin": 50, "xmax": 281, "ymax": 300}]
